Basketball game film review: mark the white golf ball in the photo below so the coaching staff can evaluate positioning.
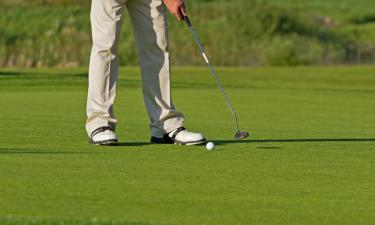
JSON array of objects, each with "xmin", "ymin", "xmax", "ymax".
[{"xmin": 206, "ymin": 142, "xmax": 215, "ymax": 150}]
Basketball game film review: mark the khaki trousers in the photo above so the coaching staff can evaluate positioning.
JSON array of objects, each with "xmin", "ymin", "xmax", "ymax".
[{"xmin": 86, "ymin": 0, "xmax": 184, "ymax": 137}]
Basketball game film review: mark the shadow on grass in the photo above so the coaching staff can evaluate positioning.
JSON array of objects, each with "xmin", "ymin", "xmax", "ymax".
[
  {"xmin": 0, "ymin": 142, "xmax": 153, "ymax": 154},
  {"xmin": 0, "ymin": 147, "xmax": 93, "ymax": 154},
  {"xmin": 0, "ymin": 71, "xmax": 24, "ymax": 76},
  {"xmin": 215, "ymin": 138, "xmax": 375, "ymax": 145},
  {"xmin": 0, "ymin": 70, "xmax": 88, "ymax": 77},
  {"xmin": 116, "ymin": 142, "xmax": 152, "ymax": 147}
]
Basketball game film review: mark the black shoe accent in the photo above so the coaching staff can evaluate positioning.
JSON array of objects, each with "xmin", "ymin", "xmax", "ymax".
[
  {"xmin": 150, "ymin": 127, "xmax": 205, "ymax": 145},
  {"xmin": 88, "ymin": 138, "xmax": 118, "ymax": 146},
  {"xmin": 89, "ymin": 126, "xmax": 118, "ymax": 146},
  {"xmin": 90, "ymin": 126, "xmax": 113, "ymax": 138},
  {"xmin": 150, "ymin": 136, "xmax": 174, "ymax": 144},
  {"xmin": 150, "ymin": 127, "xmax": 186, "ymax": 144},
  {"xmin": 171, "ymin": 127, "xmax": 186, "ymax": 140}
]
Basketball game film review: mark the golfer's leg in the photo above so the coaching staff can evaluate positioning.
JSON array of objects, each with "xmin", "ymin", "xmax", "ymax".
[
  {"xmin": 126, "ymin": 0, "xmax": 184, "ymax": 137},
  {"xmin": 86, "ymin": 0, "xmax": 125, "ymax": 135}
]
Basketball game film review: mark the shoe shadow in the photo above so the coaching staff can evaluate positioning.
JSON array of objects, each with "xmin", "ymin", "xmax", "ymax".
[
  {"xmin": 0, "ymin": 147, "xmax": 93, "ymax": 154},
  {"xmin": 0, "ymin": 142, "xmax": 153, "ymax": 153},
  {"xmin": 0, "ymin": 70, "xmax": 88, "ymax": 77},
  {"xmin": 0, "ymin": 71, "xmax": 25, "ymax": 76},
  {"xmin": 116, "ymin": 142, "xmax": 153, "ymax": 147}
]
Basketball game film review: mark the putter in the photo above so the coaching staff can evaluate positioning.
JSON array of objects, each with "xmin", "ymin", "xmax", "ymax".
[{"xmin": 183, "ymin": 16, "xmax": 249, "ymax": 140}]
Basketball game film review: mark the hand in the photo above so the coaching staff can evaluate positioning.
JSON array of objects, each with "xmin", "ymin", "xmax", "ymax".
[{"xmin": 162, "ymin": 0, "xmax": 187, "ymax": 21}]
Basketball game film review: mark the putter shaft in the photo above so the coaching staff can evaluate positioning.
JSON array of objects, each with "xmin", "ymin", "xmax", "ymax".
[{"xmin": 184, "ymin": 16, "xmax": 240, "ymax": 133}]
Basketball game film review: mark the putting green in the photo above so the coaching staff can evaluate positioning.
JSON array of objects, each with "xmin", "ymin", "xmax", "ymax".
[{"xmin": 0, "ymin": 66, "xmax": 374, "ymax": 225}]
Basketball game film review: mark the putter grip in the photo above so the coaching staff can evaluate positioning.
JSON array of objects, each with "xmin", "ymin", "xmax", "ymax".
[{"xmin": 184, "ymin": 16, "xmax": 192, "ymax": 27}]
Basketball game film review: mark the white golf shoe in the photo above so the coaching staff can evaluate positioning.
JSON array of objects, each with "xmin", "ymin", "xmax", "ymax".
[
  {"xmin": 89, "ymin": 126, "xmax": 118, "ymax": 146},
  {"xmin": 151, "ymin": 127, "xmax": 206, "ymax": 145}
]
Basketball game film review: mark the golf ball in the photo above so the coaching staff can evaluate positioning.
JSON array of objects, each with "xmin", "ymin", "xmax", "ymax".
[{"xmin": 206, "ymin": 142, "xmax": 215, "ymax": 150}]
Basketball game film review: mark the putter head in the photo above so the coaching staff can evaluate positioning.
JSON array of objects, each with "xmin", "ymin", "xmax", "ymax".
[{"xmin": 234, "ymin": 131, "xmax": 249, "ymax": 140}]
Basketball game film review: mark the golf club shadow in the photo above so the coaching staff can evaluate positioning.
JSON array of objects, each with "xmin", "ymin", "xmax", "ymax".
[{"xmin": 214, "ymin": 138, "xmax": 375, "ymax": 145}]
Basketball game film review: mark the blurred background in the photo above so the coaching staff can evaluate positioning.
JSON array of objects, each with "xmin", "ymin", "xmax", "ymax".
[{"xmin": 1, "ymin": 0, "xmax": 375, "ymax": 67}]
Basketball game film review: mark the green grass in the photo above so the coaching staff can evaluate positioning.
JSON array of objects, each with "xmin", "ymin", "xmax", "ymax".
[
  {"xmin": 267, "ymin": 0, "xmax": 375, "ymax": 19},
  {"xmin": 3, "ymin": 0, "xmax": 375, "ymax": 67},
  {"xmin": 0, "ymin": 66, "xmax": 375, "ymax": 225}
]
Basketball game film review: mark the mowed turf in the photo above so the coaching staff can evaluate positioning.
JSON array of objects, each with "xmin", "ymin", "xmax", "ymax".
[{"xmin": 0, "ymin": 66, "xmax": 374, "ymax": 225}]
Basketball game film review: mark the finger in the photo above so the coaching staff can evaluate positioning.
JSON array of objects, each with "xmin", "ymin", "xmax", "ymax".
[
  {"xmin": 180, "ymin": 3, "xmax": 188, "ymax": 16},
  {"xmin": 174, "ymin": 12, "xmax": 182, "ymax": 20},
  {"xmin": 175, "ymin": 8, "xmax": 183, "ymax": 20}
]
